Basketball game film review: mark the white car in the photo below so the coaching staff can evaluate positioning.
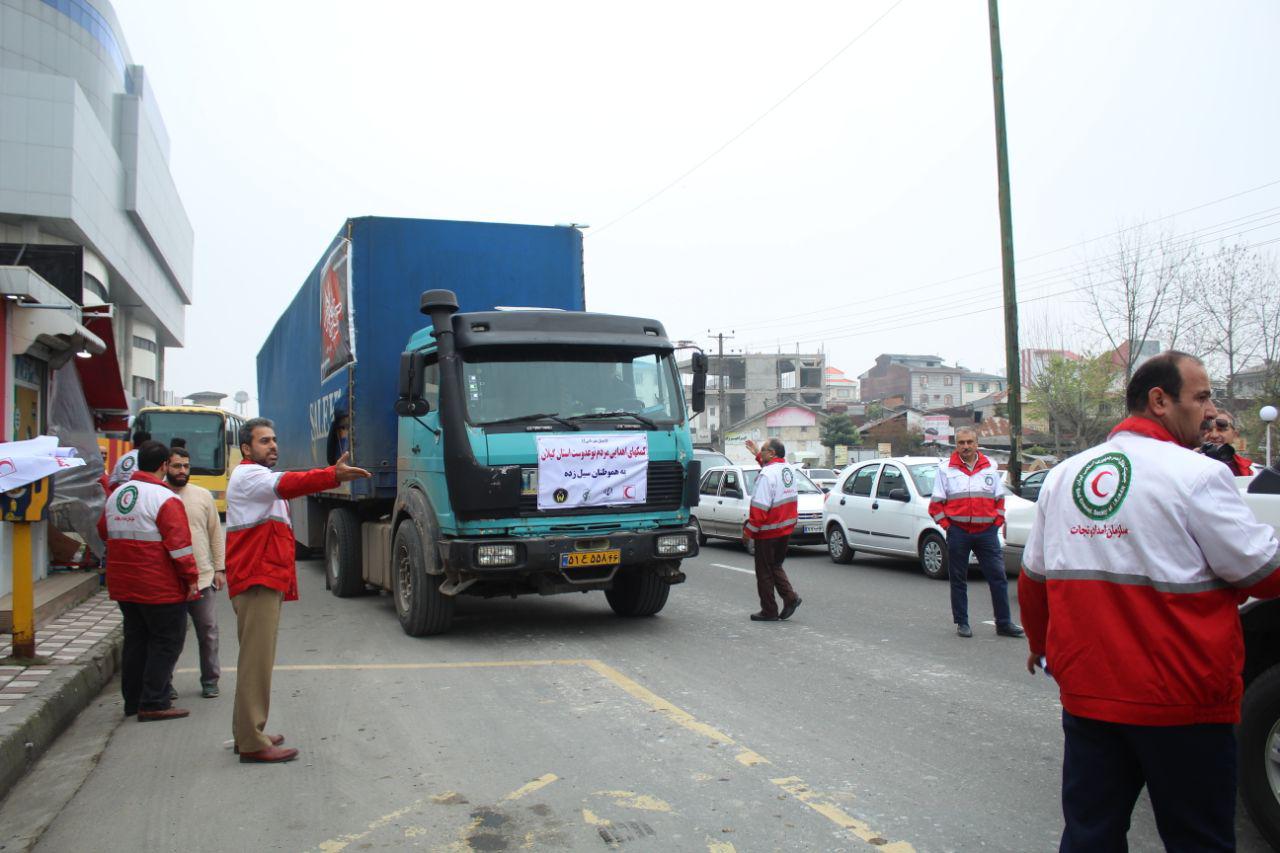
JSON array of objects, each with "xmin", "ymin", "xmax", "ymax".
[
  {"xmin": 805, "ymin": 468, "xmax": 840, "ymax": 492},
  {"xmin": 822, "ymin": 456, "xmax": 1029, "ymax": 580},
  {"xmin": 692, "ymin": 465, "xmax": 827, "ymax": 553}
]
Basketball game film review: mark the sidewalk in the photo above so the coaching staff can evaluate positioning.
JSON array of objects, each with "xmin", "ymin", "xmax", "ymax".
[{"xmin": 0, "ymin": 591, "xmax": 122, "ymax": 800}]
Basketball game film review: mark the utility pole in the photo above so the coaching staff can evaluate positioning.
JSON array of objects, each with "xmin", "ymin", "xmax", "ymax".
[
  {"xmin": 709, "ymin": 330, "xmax": 735, "ymax": 451},
  {"xmin": 987, "ymin": 0, "xmax": 1023, "ymax": 493}
]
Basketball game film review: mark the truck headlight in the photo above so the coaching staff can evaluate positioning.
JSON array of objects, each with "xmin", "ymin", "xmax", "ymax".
[
  {"xmin": 476, "ymin": 544, "xmax": 518, "ymax": 566},
  {"xmin": 656, "ymin": 534, "xmax": 690, "ymax": 556}
]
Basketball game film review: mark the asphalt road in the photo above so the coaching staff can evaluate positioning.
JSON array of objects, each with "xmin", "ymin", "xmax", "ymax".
[{"xmin": 23, "ymin": 543, "xmax": 1272, "ymax": 852}]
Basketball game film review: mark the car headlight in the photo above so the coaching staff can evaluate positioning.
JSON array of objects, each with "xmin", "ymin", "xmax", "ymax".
[
  {"xmin": 476, "ymin": 544, "xmax": 518, "ymax": 566},
  {"xmin": 656, "ymin": 534, "xmax": 690, "ymax": 556}
]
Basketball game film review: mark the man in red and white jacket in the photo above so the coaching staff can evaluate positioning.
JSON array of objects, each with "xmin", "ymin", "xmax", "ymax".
[
  {"xmin": 928, "ymin": 427, "xmax": 1022, "ymax": 639},
  {"xmin": 743, "ymin": 438, "xmax": 801, "ymax": 622},
  {"xmin": 1019, "ymin": 352, "xmax": 1280, "ymax": 851},
  {"xmin": 227, "ymin": 417, "xmax": 369, "ymax": 763},
  {"xmin": 98, "ymin": 440, "xmax": 199, "ymax": 722}
]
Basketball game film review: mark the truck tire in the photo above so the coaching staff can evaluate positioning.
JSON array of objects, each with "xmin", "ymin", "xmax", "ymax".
[
  {"xmin": 1240, "ymin": 665, "xmax": 1280, "ymax": 849},
  {"xmin": 325, "ymin": 508, "xmax": 364, "ymax": 598},
  {"xmin": 606, "ymin": 567, "xmax": 669, "ymax": 617},
  {"xmin": 392, "ymin": 519, "xmax": 454, "ymax": 636}
]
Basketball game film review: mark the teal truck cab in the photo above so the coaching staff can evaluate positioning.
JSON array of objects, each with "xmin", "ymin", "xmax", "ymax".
[{"xmin": 354, "ymin": 289, "xmax": 708, "ymax": 635}]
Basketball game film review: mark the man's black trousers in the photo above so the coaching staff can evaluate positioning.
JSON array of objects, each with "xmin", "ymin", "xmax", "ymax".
[
  {"xmin": 118, "ymin": 601, "xmax": 187, "ymax": 715},
  {"xmin": 1059, "ymin": 709, "xmax": 1235, "ymax": 852}
]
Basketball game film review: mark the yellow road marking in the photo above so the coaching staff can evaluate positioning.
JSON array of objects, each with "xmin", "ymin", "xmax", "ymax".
[
  {"xmin": 707, "ymin": 842, "xmax": 737, "ymax": 852},
  {"xmin": 313, "ymin": 798, "xmax": 425, "ymax": 852},
  {"xmin": 504, "ymin": 773, "xmax": 559, "ymax": 801},
  {"xmin": 593, "ymin": 790, "xmax": 672, "ymax": 812},
  {"xmin": 204, "ymin": 658, "xmax": 912, "ymax": 850}
]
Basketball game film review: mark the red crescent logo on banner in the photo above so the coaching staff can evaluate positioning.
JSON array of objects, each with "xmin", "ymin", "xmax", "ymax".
[
  {"xmin": 623, "ymin": 485, "xmax": 636, "ymax": 498},
  {"xmin": 1090, "ymin": 470, "xmax": 1113, "ymax": 498}
]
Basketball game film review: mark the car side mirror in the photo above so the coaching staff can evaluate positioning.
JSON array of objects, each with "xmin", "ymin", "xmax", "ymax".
[
  {"xmin": 396, "ymin": 351, "xmax": 430, "ymax": 417},
  {"xmin": 888, "ymin": 488, "xmax": 910, "ymax": 502},
  {"xmin": 690, "ymin": 351, "xmax": 708, "ymax": 413}
]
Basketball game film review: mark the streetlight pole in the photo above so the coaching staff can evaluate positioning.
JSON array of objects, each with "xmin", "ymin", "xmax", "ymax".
[{"xmin": 987, "ymin": 0, "xmax": 1023, "ymax": 493}]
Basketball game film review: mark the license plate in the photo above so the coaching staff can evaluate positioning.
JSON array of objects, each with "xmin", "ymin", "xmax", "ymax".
[
  {"xmin": 802, "ymin": 524, "xmax": 821, "ymax": 534},
  {"xmin": 560, "ymin": 549, "xmax": 621, "ymax": 569}
]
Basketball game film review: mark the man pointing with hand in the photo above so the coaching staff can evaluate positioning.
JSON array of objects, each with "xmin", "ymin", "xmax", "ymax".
[{"xmin": 227, "ymin": 417, "xmax": 370, "ymax": 763}]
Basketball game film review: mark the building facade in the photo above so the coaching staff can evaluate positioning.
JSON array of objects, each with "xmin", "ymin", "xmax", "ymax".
[
  {"xmin": 1, "ymin": 0, "xmax": 193, "ymax": 595},
  {"xmin": 682, "ymin": 351, "xmax": 825, "ymax": 447},
  {"xmin": 858, "ymin": 353, "xmax": 964, "ymax": 411}
]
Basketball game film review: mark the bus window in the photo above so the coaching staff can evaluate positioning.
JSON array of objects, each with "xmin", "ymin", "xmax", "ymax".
[{"xmin": 136, "ymin": 411, "xmax": 226, "ymax": 475}]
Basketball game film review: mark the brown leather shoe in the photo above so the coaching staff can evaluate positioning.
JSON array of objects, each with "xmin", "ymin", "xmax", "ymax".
[
  {"xmin": 234, "ymin": 734, "xmax": 285, "ymax": 754},
  {"xmin": 137, "ymin": 707, "xmax": 190, "ymax": 722},
  {"xmin": 239, "ymin": 745, "xmax": 299, "ymax": 764}
]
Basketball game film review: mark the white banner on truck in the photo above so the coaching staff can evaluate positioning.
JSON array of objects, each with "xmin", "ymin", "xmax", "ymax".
[{"xmin": 536, "ymin": 434, "xmax": 648, "ymax": 510}]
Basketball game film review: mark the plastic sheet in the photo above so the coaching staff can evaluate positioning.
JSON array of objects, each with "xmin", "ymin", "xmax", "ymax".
[{"xmin": 47, "ymin": 363, "xmax": 107, "ymax": 557}]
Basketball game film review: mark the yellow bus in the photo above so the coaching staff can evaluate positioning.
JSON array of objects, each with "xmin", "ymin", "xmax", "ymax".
[{"xmin": 133, "ymin": 405, "xmax": 246, "ymax": 514}]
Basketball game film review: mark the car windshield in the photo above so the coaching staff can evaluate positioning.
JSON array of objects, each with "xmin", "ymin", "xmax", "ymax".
[
  {"xmin": 808, "ymin": 469, "xmax": 836, "ymax": 479},
  {"xmin": 738, "ymin": 469, "xmax": 821, "ymax": 495},
  {"xmin": 135, "ymin": 411, "xmax": 225, "ymax": 475},
  {"xmin": 908, "ymin": 463, "xmax": 939, "ymax": 496},
  {"xmin": 695, "ymin": 450, "xmax": 732, "ymax": 468},
  {"xmin": 462, "ymin": 347, "xmax": 684, "ymax": 426}
]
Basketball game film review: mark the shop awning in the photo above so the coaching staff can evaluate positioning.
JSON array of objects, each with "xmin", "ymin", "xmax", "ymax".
[{"xmin": 76, "ymin": 305, "xmax": 130, "ymax": 433}]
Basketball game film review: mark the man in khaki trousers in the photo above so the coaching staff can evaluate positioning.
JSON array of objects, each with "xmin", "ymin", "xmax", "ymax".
[{"xmin": 225, "ymin": 418, "xmax": 369, "ymax": 763}]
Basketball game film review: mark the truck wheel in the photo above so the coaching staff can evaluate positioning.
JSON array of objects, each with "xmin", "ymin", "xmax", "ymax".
[
  {"xmin": 325, "ymin": 508, "xmax": 364, "ymax": 598},
  {"xmin": 827, "ymin": 524, "xmax": 854, "ymax": 564},
  {"xmin": 606, "ymin": 567, "xmax": 669, "ymax": 617},
  {"xmin": 1240, "ymin": 666, "xmax": 1280, "ymax": 849},
  {"xmin": 392, "ymin": 520, "xmax": 454, "ymax": 636},
  {"xmin": 919, "ymin": 531, "xmax": 948, "ymax": 581}
]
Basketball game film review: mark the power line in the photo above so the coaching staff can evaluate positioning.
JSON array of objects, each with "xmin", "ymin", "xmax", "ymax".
[
  {"xmin": 587, "ymin": 0, "xmax": 907, "ymax": 239},
  {"xmin": 732, "ymin": 205, "xmax": 1280, "ymax": 346},
  {"xmin": 716, "ymin": 176, "xmax": 1280, "ymax": 334},
  {"xmin": 735, "ymin": 233, "xmax": 1280, "ymax": 350}
]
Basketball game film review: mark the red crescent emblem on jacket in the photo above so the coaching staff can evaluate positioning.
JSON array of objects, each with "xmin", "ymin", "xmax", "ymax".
[{"xmin": 1090, "ymin": 470, "xmax": 1113, "ymax": 498}]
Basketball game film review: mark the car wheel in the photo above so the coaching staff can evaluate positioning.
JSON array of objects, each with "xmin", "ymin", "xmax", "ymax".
[
  {"xmin": 827, "ymin": 524, "xmax": 854, "ymax": 564},
  {"xmin": 693, "ymin": 517, "xmax": 708, "ymax": 547},
  {"xmin": 919, "ymin": 531, "xmax": 948, "ymax": 581},
  {"xmin": 741, "ymin": 534, "xmax": 755, "ymax": 556},
  {"xmin": 1240, "ymin": 666, "xmax": 1280, "ymax": 849}
]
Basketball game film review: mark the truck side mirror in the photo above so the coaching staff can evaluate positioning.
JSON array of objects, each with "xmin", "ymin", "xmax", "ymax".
[
  {"xmin": 396, "ymin": 351, "xmax": 431, "ymax": 416},
  {"xmin": 690, "ymin": 351, "xmax": 708, "ymax": 413}
]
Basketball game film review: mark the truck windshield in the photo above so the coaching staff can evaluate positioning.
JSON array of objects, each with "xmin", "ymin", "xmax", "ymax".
[
  {"xmin": 463, "ymin": 348, "xmax": 685, "ymax": 426},
  {"xmin": 134, "ymin": 411, "xmax": 226, "ymax": 475}
]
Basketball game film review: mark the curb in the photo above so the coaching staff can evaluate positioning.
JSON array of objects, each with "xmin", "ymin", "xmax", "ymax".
[{"xmin": 0, "ymin": 626, "xmax": 122, "ymax": 802}]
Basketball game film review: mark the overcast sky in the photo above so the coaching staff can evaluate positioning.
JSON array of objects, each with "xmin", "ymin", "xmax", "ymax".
[{"xmin": 111, "ymin": 0, "xmax": 1280, "ymax": 406}]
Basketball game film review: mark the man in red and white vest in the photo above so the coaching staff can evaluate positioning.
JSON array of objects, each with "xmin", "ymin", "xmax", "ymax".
[
  {"xmin": 226, "ymin": 417, "xmax": 369, "ymax": 763},
  {"xmin": 1020, "ymin": 351, "xmax": 1280, "ymax": 850},
  {"xmin": 743, "ymin": 438, "xmax": 802, "ymax": 622},
  {"xmin": 98, "ymin": 440, "xmax": 199, "ymax": 721},
  {"xmin": 928, "ymin": 427, "xmax": 1022, "ymax": 639}
]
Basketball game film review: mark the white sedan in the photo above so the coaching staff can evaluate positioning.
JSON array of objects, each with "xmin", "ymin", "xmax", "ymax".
[
  {"xmin": 692, "ymin": 465, "xmax": 827, "ymax": 554},
  {"xmin": 822, "ymin": 456, "xmax": 1029, "ymax": 579}
]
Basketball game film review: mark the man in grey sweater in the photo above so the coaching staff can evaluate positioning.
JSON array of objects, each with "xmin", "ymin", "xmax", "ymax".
[{"xmin": 167, "ymin": 446, "xmax": 225, "ymax": 698}]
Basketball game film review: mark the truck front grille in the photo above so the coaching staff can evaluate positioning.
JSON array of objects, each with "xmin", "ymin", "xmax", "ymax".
[{"xmin": 518, "ymin": 461, "xmax": 685, "ymax": 516}]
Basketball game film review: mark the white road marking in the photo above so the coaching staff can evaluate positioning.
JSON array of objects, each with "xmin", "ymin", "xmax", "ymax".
[{"xmin": 711, "ymin": 563, "xmax": 755, "ymax": 576}]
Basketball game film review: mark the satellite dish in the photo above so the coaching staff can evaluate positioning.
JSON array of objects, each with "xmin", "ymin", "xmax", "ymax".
[{"xmin": 233, "ymin": 390, "xmax": 249, "ymax": 404}]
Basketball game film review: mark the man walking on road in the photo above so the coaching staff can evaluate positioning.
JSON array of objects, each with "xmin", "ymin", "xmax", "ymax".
[
  {"xmin": 743, "ymin": 438, "xmax": 801, "ymax": 623},
  {"xmin": 167, "ymin": 446, "xmax": 225, "ymax": 698},
  {"xmin": 97, "ymin": 440, "xmax": 199, "ymax": 721},
  {"xmin": 928, "ymin": 427, "xmax": 1022, "ymax": 639},
  {"xmin": 1019, "ymin": 351, "xmax": 1280, "ymax": 851},
  {"xmin": 227, "ymin": 418, "xmax": 370, "ymax": 763}
]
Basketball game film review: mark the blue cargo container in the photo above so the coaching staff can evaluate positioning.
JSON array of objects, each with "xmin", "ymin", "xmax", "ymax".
[{"xmin": 257, "ymin": 216, "xmax": 585, "ymax": 497}]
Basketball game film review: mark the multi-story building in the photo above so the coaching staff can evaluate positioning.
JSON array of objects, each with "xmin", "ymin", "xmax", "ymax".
[
  {"xmin": 959, "ymin": 370, "xmax": 1005, "ymax": 406},
  {"xmin": 681, "ymin": 351, "xmax": 825, "ymax": 446},
  {"xmin": 823, "ymin": 365, "xmax": 858, "ymax": 409},
  {"xmin": 858, "ymin": 353, "xmax": 964, "ymax": 411},
  {"xmin": 1, "ymin": 0, "xmax": 193, "ymax": 596}
]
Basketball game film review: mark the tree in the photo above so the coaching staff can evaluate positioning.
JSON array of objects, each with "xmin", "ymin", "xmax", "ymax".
[
  {"xmin": 1185, "ymin": 243, "xmax": 1269, "ymax": 413},
  {"xmin": 1026, "ymin": 353, "xmax": 1119, "ymax": 454},
  {"xmin": 819, "ymin": 414, "xmax": 860, "ymax": 466},
  {"xmin": 1085, "ymin": 227, "xmax": 1193, "ymax": 383}
]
